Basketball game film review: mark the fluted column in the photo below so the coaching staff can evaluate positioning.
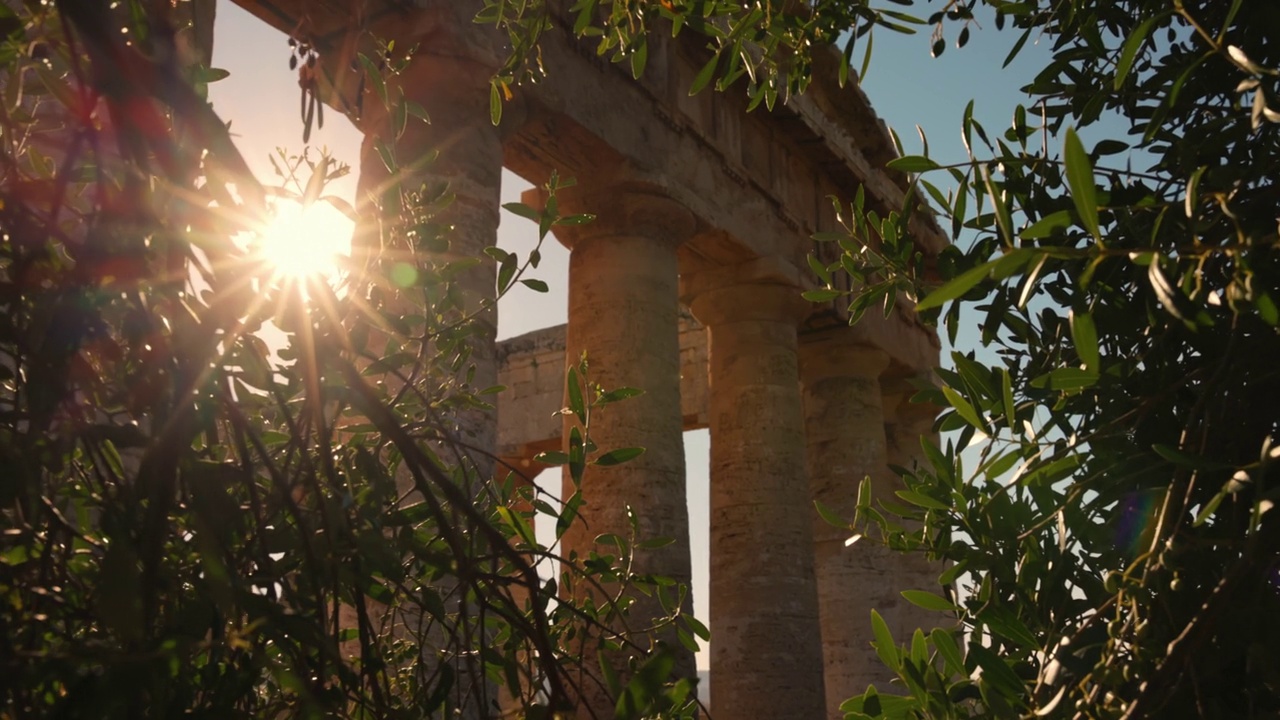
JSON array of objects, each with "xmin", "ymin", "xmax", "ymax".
[
  {"xmin": 685, "ymin": 259, "xmax": 826, "ymax": 720},
  {"xmin": 881, "ymin": 379, "xmax": 945, "ymax": 641},
  {"xmin": 354, "ymin": 52, "xmax": 503, "ymax": 481},
  {"xmin": 799, "ymin": 333, "xmax": 896, "ymax": 714},
  {"xmin": 537, "ymin": 184, "xmax": 697, "ymax": 715}
]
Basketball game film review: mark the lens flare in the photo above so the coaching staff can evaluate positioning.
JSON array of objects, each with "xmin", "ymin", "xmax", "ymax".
[
  {"xmin": 256, "ymin": 200, "xmax": 352, "ymax": 283},
  {"xmin": 1114, "ymin": 490, "xmax": 1160, "ymax": 558}
]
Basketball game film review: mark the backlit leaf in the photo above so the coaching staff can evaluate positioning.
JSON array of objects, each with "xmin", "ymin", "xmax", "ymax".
[{"xmin": 1064, "ymin": 127, "xmax": 1100, "ymax": 242}]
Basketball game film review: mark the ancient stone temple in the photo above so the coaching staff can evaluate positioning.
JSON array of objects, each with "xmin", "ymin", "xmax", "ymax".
[{"xmin": 232, "ymin": 2, "xmax": 946, "ymax": 717}]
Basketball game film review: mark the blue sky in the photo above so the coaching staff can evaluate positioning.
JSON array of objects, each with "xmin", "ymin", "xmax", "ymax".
[{"xmin": 209, "ymin": 1, "xmax": 1054, "ymax": 670}]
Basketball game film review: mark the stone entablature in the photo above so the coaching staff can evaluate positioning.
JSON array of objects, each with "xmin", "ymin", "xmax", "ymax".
[{"xmin": 235, "ymin": 2, "xmax": 945, "ymax": 284}]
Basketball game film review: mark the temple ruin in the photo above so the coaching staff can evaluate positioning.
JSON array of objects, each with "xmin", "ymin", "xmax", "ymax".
[{"xmin": 230, "ymin": 1, "xmax": 947, "ymax": 717}]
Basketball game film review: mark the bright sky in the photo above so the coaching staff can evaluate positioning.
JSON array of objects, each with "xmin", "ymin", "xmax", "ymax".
[{"xmin": 209, "ymin": 2, "xmax": 1051, "ymax": 671}]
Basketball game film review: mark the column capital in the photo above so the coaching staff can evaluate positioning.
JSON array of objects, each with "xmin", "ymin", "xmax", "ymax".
[
  {"xmin": 798, "ymin": 331, "xmax": 890, "ymax": 383},
  {"xmin": 350, "ymin": 52, "xmax": 504, "ymax": 221},
  {"xmin": 357, "ymin": 53, "xmax": 496, "ymax": 134},
  {"xmin": 521, "ymin": 181, "xmax": 698, "ymax": 251},
  {"xmin": 307, "ymin": 3, "xmax": 510, "ymax": 123},
  {"xmin": 683, "ymin": 257, "xmax": 811, "ymax": 326}
]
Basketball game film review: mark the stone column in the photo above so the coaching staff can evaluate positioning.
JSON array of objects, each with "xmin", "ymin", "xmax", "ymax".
[
  {"xmin": 799, "ymin": 333, "xmax": 896, "ymax": 714},
  {"xmin": 881, "ymin": 378, "xmax": 945, "ymax": 642},
  {"xmin": 535, "ymin": 184, "xmax": 696, "ymax": 716},
  {"xmin": 685, "ymin": 259, "xmax": 826, "ymax": 720},
  {"xmin": 346, "ymin": 50, "xmax": 504, "ymax": 718},
  {"xmin": 354, "ymin": 52, "xmax": 503, "ymax": 482}
]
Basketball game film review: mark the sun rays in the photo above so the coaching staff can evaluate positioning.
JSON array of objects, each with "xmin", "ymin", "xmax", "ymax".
[{"xmin": 254, "ymin": 198, "xmax": 352, "ymax": 286}]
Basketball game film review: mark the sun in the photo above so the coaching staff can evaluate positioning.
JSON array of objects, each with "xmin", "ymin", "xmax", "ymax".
[{"xmin": 255, "ymin": 199, "xmax": 353, "ymax": 283}]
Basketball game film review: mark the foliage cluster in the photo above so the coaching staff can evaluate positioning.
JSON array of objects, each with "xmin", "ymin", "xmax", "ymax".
[
  {"xmin": 0, "ymin": 2, "xmax": 702, "ymax": 718},
  {"xmin": 486, "ymin": 0, "xmax": 1280, "ymax": 717}
]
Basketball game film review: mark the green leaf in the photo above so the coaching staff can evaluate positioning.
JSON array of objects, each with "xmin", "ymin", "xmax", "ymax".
[
  {"xmin": 1020, "ymin": 210, "xmax": 1073, "ymax": 240},
  {"xmin": 496, "ymin": 506, "xmax": 537, "ymax": 547},
  {"xmin": 357, "ymin": 54, "xmax": 387, "ymax": 107},
  {"xmin": 685, "ymin": 614, "xmax": 711, "ymax": 641},
  {"xmin": 497, "ymin": 257, "xmax": 517, "ymax": 293},
  {"xmin": 961, "ymin": 99, "xmax": 975, "ymax": 156},
  {"xmin": 1028, "ymin": 367, "xmax": 1098, "ymax": 391},
  {"xmin": 566, "ymin": 366, "xmax": 585, "ymax": 423},
  {"xmin": 392, "ymin": 95, "xmax": 408, "ymax": 139},
  {"xmin": 502, "ymin": 201, "xmax": 541, "ymax": 222},
  {"xmin": 897, "ymin": 490, "xmax": 949, "ymax": 512},
  {"xmin": 939, "ymin": 558, "xmax": 968, "ymax": 586},
  {"xmin": 1000, "ymin": 367, "xmax": 1017, "ymax": 425},
  {"xmin": 856, "ymin": 476, "xmax": 872, "ymax": 510},
  {"xmin": 1020, "ymin": 454, "xmax": 1084, "ymax": 487},
  {"xmin": 1069, "ymin": 310, "xmax": 1100, "ymax": 373},
  {"xmin": 1194, "ymin": 487, "xmax": 1229, "ymax": 526},
  {"xmin": 572, "ymin": 0, "xmax": 597, "ymax": 34},
  {"xmin": 595, "ymin": 447, "xmax": 645, "ymax": 466},
  {"xmin": 1185, "ymin": 166, "xmax": 1207, "ymax": 219},
  {"xmin": 556, "ymin": 213, "xmax": 595, "ymax": 226},
  {"xmin": 982, "ymin": 607, "xmax": 1039, "ymax": 651},
  {"xmin": 859, "ymin": 26, "xmax": 875, "ymax": 81},
  {"xmin": 489, "ymin": 82, "xmax": 502, "ymax": 125},
  {"xmin": 968, "ymin": 643, "xmax": 1027, "ymax": 699},
  {"xmin": 981, "ymin": 164, "xmax": 1013, "ymax": 246},
  {"xmin": 942, "ymin": 385, "xmax": 987, "ymax": 432},
  {"xmin": 839, "ymin": 34, "xmax": 855, "ymax": 87},
  {"xmin": 815, "ymin": 500, "xmax": 849, "ymax": 529},
  {"xmin": 600, "ymin": 648, "xmax": 622, "ymax": 696},
  {"xmin": 689, "ymin": 54, "xmax": 718, "ymax": 95},
  {"xmin": 534, "ymin": 451, "xmax": 570, "ymax": 466},
  {"xmin": 1255, "ymin": 293, "xmax": 1280, "ymax": 325},
  {"xmin": 191, "ymin": 65, "xmax": 231, "ymax": 84},
  {"xmin": 374, "ymin": 139, "xmax": 396, "ymax": 173},
  {"xmin": 802, "ymin": 288, "xmax": 842, "ymax": 303},
  {"xmin": 520, "ymin": 279, "xmax": 549, "ymax": 293},
  {"xmin": 558, "ymin": 492, "xmax": 583, "ymax": 538},
  {"xmin": 1064, "ymin": 128, "xmax": 1100, "ymax": 242},
  {"xmin": 405, "ymin": 100, "xmax": 430, "ymax": 123},
  {"xmin": 920, "ymin": 179, "xmax": 951, "ymax": 214},
  {"xmin": 902, "ymin": 589, "xmax": 960, "ymax": 612},
  {"xmin": 911, "ymin": 628, "xmax": 928, "ymax": 665},
  {"xmin": 1114, "ymin": 14, "xmax": 1160, "ymax": 89},
  {"xmin": 886, "ymin": 155, "xmax": 939, "ymax": 173},
  {"xmin": 915, "ymin": 249, "xmax": 1032, "ymax": 312},
  {"xmin": 807, "ymin": 253, "xmax": 832, "ymax": 285},
  {"xmin": 630, "ymin": 37, "xmax": 648, "ymax": 78},
  {"xmin": 615, "ymin": 648, "xmax": 676, "ymax": 719},
  {"xmin": 870, "ymin": 609, "xmax": 899, "ymax": 669},
  {"xmin": 484, "ymin": 246, "xmax": 513, "ymax": 263},
  {"xmin": 984, "ymin": 449, "xmax": 1021, "ymax": 482},
  {"xmin": 932, "ymin": 629, "xmax": 965, "ymax": 676},
  {"xmin": 595, "ymin": 387, "xmax": 644, "ymax": 405},
  {"xmin": 1003, "ymin": 26, "xmax": 1031, "ymax": 68}
]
